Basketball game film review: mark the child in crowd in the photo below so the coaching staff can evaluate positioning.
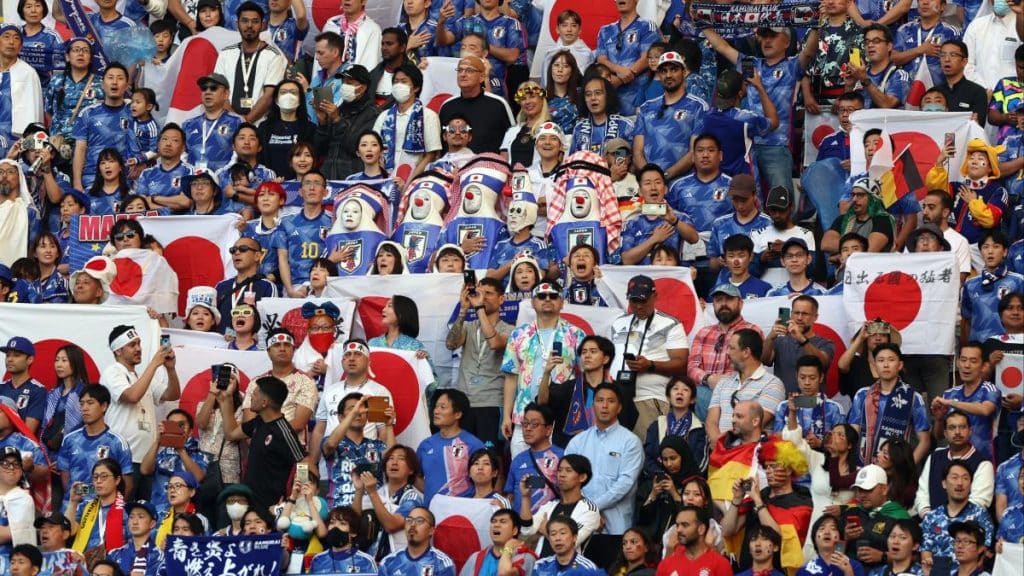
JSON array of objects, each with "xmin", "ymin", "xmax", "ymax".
[{"xmin": 129, "ymin": 89, "xmax": 159, "ymax": 165}]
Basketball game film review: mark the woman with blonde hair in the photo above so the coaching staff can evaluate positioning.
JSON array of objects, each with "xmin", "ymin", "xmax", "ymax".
[{"xmin": 501, "ymin": 81, "xmax": 551, "ymax": 167}]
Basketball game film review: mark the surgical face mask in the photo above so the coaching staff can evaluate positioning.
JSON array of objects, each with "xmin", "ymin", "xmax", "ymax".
[
  {"xmin": 341, "ymin": 84, "xmax": 359, "ymax": 103},
  {"xmin": 277, "ymin": 93, "xmax": 300, "ymax": 111},
  {"xmin": 391, "ymin": 83, "xmax": 412, "ymax": 104},
  {"xmin": 994, "ymin": 0, "xmax": 1010, "ymax": 16},
  {"xmin": 226, "ymin": 502, "xmax": 247, "ymax": 521},
  {"xmin": 921, "ymin": 103, "xmax": 945, "ymax": 112}
]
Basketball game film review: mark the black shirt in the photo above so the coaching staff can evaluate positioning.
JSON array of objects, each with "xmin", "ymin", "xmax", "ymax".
[
  {"xmin": 241, "ymin": 415, "xmax": 305, "ymax": 508},
  {"xmin": 257, "ymin": 118, "xmax": 316, "ymax": 179},
  {"xmin": 939, "ymin": 77, "xmax": 988, "ymax": 126},
  {"xmin": 829, "ymin": 213, "xmax": 895, "ymax": 252},
  {"xmin": 439, "ymin": 91, "xmax": 514, "ymax": 154}
]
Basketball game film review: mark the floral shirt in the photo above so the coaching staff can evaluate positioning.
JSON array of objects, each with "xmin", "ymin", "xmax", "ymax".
[{"xmin": 501, "ymin": 320, "xmax": 585, "ymax": 423}]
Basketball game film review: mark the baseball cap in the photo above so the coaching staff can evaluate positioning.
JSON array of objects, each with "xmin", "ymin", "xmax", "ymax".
[
  {"xmin": 0, "ymin": 24, "xmax": 23, "ymax": 38},
  {"xmin": 626, "ymin": 275, "xmax": 656, "ymax": 300},
  {"xmin": 603, "ymin": 138, "xmax": 631, "ymax": 155},
  {"xmin": 781, "ymin": 238, "xmax": 809, "ymax": 254},
  {"xmin": 765, "ymin": 186, "xmax": 792, "ymax": 210},
  {"xmin": 853, "ymin": 464, "xmax": 888, "ymax": 490},
  {"xmin": 906, "ymin": 224, "xmax": 951, "ymax": 252},
  {"xmin": 728, "ymin": 174, "xmax": 756, "ymax": 198},
  {"xmin": 196, "ymin": 0, "xmax": 222, "ymax": 10},
  {"xmin": 0, "ymin": 336, "xmax": 35, "ymax": 357},
  {"xmin": 196, "ymin": 73, "xmax": 229, "ymax": 89},
  {"xmin": 948, "ymin": 520, "xmax": 986, "ymax": 544},
  {"xmin": 341, "ymin": 64, "xmax": 371, "ymax": 86},
  {"xmin": 126, "ymin": 500, "xmax": 158, "ymax": 519},
  {"xmin": 34, "ymin": 512, "xmax": 72, "ymax": 531},
  {"xmin": 0, "ymin": 446, "xmax": 22, "ymax": 466},
  {"xmin": 710, "ymin": 284, "xmax": 742, "ymax": 299},
  {"xmin": 657, "ymin": 51, "xmax": 686, "ymax": 69}
]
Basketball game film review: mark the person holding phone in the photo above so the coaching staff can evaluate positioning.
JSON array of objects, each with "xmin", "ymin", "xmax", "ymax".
[
  {"xmin": 797, "ymin": 514, "xmax": 864, "ymax": 576},
  {"xmin": 763, "ymin": 294, "xmax": 835, "ymax": 396},
  {"xmin": 772, "ymin": 356, "xmax": 845, "ymax": 440},
  {"xmin": 141, "ymin": 408, "xmax": 208, "ymax": 518},
  {"xmin": 322, "ymin": 392, "xmax": 395, "ymax": 508},
  {"xmin": 637, "ymin": 436, "xmax": 699, "ymax": 544},
  {"xmin": 839, "ymin": 465, "xmax": 912, "ymax": 571},
  {"xmin": 619, "ymin": 164, "xmax": 699, "ymax": 266}
]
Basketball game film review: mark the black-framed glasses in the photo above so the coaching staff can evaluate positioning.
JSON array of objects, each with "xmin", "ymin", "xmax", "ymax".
[
  {"xmin": 113, "ymin": 230, "xmax": 137, "ymax": 242},
  {"xmin": 229, "ymin": 245, "xmax": 257, "ymax": 254},
  {"xmin": 535, "ymin": 293, "xmax": 560, "ymax": 301}
]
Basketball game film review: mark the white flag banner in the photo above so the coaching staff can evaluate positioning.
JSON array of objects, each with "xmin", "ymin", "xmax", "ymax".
[
  {"xmin": 430, "ymin": 495, "xmax": 497, "ymax": 572},
  {"xmin": 173, "ymin": 344, "xmax": 272, "ymax": 418},
  {"xmin": 516, "ymin": 302, "xmax": 625, "ymax": 338},
  {"xmin": 365, "ymin": 348, "xmax": 432, "ymax": 447},
  {"xmin": 842, "ymin": 252, "xmax": 959, "ymax": 355},
  {"xmin": 704, "ymin": 295, "xmax": 852, "ymax": 396},
  {"xmin": 255, "ymin": 297, "xmax": 357, "ymax": 347},
  {"xmin": 325, "ymin": 274, "xmax": 464, "ymax": 387},
  {"xmin": 849, "ymin": 109, "xmax": 987, "ymax": 182},
  {"xmin": 992, "ymin": 542, "xmax": 1024, "ymax": 576},
  {"xmin": 162, "ymin": 328, "xmax": 229, "ymax": 349},
  {"xmin": 0, "ymin": 304, "xmax": 160, "ymax": 389},
  {"xmin": 596, "ymin": 265, "xmax": 706, "ymax": 339},
  {"xmin": 152, "ymin": 27, "xmax": 243, "ymax": 126},
  {"xmin": 995, "ymin": 353, "xmax": 1024, "ymax": 398},
  {"xmin": 420, "ymin": 57, "xmax": 461, "ymax": 113},
  {"xmin": 106, "ymin": 248, "xmax": 180, "ymax": 314},
  {"xmin": 803, "ymin": 112, "xmax": 840, "ymax": 167}
]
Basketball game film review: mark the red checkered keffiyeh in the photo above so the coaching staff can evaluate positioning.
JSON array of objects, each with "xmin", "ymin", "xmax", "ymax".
[
  {"xmin": 395, "ymin": 168, "xmax": 453, "ymax": 224},
  {"xmin": 546, "ymin": 151, "xmax": 623, "ymax": 253},
  {"xmin": 444, "ymin": 153, "xmax": 511, "ymax": 228}
]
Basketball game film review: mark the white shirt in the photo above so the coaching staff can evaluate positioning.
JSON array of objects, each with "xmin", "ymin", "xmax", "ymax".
[
  {"xmin": 6, "ymin": 60, "xmax": 42, "ymax": 138},
  {"xmin": 750, "ymin": 224, "xmax": 817, "ymax": 286},
  {"xmin": 319, "ymin": 14, "xmax": 382, "ymax": 75},
  {"xmin": 371, "ymin": 104, "xmax": 443, "ymax": 176},
  {"xmin": 100, "ymin": 361, "xmax": 168, "ymax": 462},
  {"xmin": 963, "ymin": 12, "xmax": 1021, "ymax": 90},
  {"xmin": 608, "ymin": 311, "xmax": 689, "ymax": 401},
  {"xmin": 944, "ymin": 227, "xmax": 973, "ymax": 274},
  {"xmin": 213, "ymin": 43, "xmax": 288, "ymax": 108},
  {"xmin": 315, "ymin": 378, "xmax": 394, "ymax": 440},
  {"xmin": 538, "ymin": 39, "xmax": 595, "ymax": 85}
]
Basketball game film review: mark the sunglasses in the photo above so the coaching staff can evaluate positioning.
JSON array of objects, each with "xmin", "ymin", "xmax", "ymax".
[
  {"xmin": 714, "ymin": 333, "xmax": 726, "ymax": 354},
  {"xmin": 534, "ymin": 293, "xmax": 560, "ymax": 301},
  {"xmin": 444, "ymin": 125, "xmax": 471, "ymax": 134},
  {"xmin": 229, "ymin": 245, "xmax": 258, "ymax": 255},
  {"xmin": 231, "ymin": 308, "xmax": 254, "ymax": 318},
  {"xmin": 200, "ymin": 83, "xmax": 221, "ymax": 92},
  {"xmin": 113, "ymin": 230, "xmax": 137, "ymax": 242}
]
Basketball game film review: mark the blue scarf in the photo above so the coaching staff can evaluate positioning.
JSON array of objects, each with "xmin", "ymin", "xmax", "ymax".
[
  {"xmin": 667, "ymin": 411, "xmax": 693, "ymax": 437},
  {"xmin": 381, "ymin": 99, "xmax": 426, "ymax": 171},
  {"xmin": 575, "ymin": 114, "xmax": 625, "ymax": 154},
  {"xmin": 862, "ymin": 380, "xmax": 915, "ymax": 461},
  {"xmin": 981, "ymin": 264, "xmax": 1009, "ymax": 289},
  {"xmin": 564, "ymin": 366, "xmax": 597, "ymax": 436}
]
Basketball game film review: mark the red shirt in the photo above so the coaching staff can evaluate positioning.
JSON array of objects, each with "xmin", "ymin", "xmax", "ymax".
[{"xmin": 656, "ymin": 547, "xmax": 733, "ymax": 576}]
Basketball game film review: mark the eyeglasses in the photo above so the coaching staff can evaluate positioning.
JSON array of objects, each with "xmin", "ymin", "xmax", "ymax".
[
  {"xmin": 534, "ymin": 293, "xmax": 560, "ymax": 301},
  {"xmin": 837, "ymin": 107, "xmax": 859, "ymax": 115},
  {"xmin": 444, "ymin": 125, "xmax": 471, "ymax": 134},
  {"xmin": 199, "ymin": 83, "xmax": 221, "ymax": 92},
  {"xmin": 405, "ymin": 517, "xmax": 429, "ymax": 526},
  {"xmin": 113, "ymin": 230, "xmax": 137, "ymax": 242},
  {"xmin": 521, "ymin": 420, "xmax": 546, "ymax": 429},
  {"xmin": 302, "ymin": 178, "xmax": 325, "ymax": 188},
  {"xmin": 228, "ymin": 245, "xmax": 257, "ymax": 255},
  {"xmin": 865, "ymin": 37, "xmax": 888, "ymax": 45},
  {"xmin": 954, "ymin": 539, "xmax": 978, "ymax": 547},
  {"xmin": 455, "ymin": 67, "xmax": 482, "ymax": 75},
  {"xmin": 714, "ymin": 333, "xmax": 726, "ymax": 354},
  {"xmin": 231, "ymin": 307, "xmax": 254, "ymax": 318},
  {"xmin": 0, "ymin": 460, "xmax": 20, "ymax": 470},
  {"xmin": 939, "ymin": 52, "xmax": 964, "ymax": 59},
  {"xmin": 166, "ymin": 482, "xmax": 189, "ymax": 491},
  {"xmin": 92, "ymin": 473, "xmax": 114, "ymax": 481},
  {"xmin": 0, "ymin": 167, "xmax": 19, "ymax": 176}
]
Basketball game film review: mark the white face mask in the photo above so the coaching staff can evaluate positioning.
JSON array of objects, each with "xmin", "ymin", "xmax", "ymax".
[
  {"xmin": 341, "ymin": 84, "xmax": 359, "ymax": 103},
  {"xmin": 226, "ymin": 502, "xmax": 247, "ymax": 521},
  {"xmin": 391, "ymin": 83, "xmax": 412, "ymax": 103},
  {"xmin": 277, "ymin": 93, "xmax": 300, "ymax": 111}
]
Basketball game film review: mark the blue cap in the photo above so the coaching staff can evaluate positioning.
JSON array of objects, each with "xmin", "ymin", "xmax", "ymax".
[
  {"xmin": 0, "ymin": 24, "xmax": 22, "ymax": 38},
  {"xmin": 126, "ymin": 500, "xmax": 158, "ymax": 519},
  {"xmin": 710, "ymin": 284, "xmax": 742, "ymax": 299},
  {"xmin": 174, "ymin": 470, "xmax": 199, "ymax": 489},
  {"xmin": 0, "ymin": 336, "xmax": 35, "ymax": 356},
  {"xmin": 63, "ymin": 188, "xmax": 91, "ymax": 212}
]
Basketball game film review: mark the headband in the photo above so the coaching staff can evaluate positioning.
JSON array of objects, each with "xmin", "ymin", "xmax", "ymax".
[
  {"xmin": 267, "ymin": 333, "xmax": 295, "ymax": 347},
  {"xmin": 344, "ymin": 341, "xmax": 370, "ymax": 357},
  {"xmin": 110, "ymin": 329, "xmax": 140, "ymax": 352}
]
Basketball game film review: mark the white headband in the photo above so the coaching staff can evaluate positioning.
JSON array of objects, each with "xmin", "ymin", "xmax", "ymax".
[
  {"xmin": 344, "ymin": 342, "xmax": 370, "ymax": 357},
  {"xmin": 110, "ymin": 329, "xmax": 139, "ymax": 352},
  {"xmin": 267, "ymin": 333, "xmax": 295, "ymax": 347}
]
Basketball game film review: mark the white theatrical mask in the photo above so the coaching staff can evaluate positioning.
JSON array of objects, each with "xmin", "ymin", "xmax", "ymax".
[
  {"xmin": 569, "ymin": 187, "xmax": 593, "ymax": 220},
  {"xmin": 341, "ymin": 199, "xmax": 363, "ymax": 231},
  {"xmin": 462, "ymin": 185, "xmax": 483, "ymax": 215},
  {"xmin": 410, "ymin": 189, "xmax": 434, "ymax": 221}
]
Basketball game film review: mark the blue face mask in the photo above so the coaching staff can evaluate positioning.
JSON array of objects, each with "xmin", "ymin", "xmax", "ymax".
[
  {"xmin": 994, "ymin": 0, "xmax": 1010, "ymax": 16},
  {"xmin": 922, "ymin": 104, "xmax": 946, "ymax": 112}
]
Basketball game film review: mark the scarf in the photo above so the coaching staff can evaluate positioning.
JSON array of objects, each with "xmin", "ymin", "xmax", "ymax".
[
  {"xmin": 862, "ymin": 380, "xmax": 915, "ymax": 462},
  {"xmin": 564, "ymin": 367, "xmax": 603, "ymax": 436},
  {"xmin": 72, "ymin": 493, "xmax": 125, "ymax": 553},
  {"xmin": 575, "ymin": 115, "xmax": 626, "ymax": 154},
  {"xmin": 155, "ymin": 501, "xmax": 196, "ymax": 548},
  {"xmin": 381, "ymin": 99, "xmax": 426, "ymax": 171},
  {"xmin": 667, "ymin": 411, "xmax": 693, "ymax": 438},
  {"xmin": 981, "ymin": 264, "xmax": 1009, "ymax": 289},
  {"xmin": 339, "ymin": 12, "xmax": 365, "ymax": 64},
  {"xmin": 838, "ymin": 193, "xmax": 894, "ymax": 235},
  {"xmin": 690, "ymin": 0, "xmax": 820, "ymax": 38}
]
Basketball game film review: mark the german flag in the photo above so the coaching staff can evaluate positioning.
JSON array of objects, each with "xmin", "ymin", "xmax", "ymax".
[
  {"xmin": 878, "ymin": 145, "xmax": 925, "ymax": 209},
  {"xmin": 707, "ymin": 435, "xmax": 759, "ymax": 502}
]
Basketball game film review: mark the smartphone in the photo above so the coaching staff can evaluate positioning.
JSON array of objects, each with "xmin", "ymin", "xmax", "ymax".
[
  {"xmin": 463, "ymin": 269, "xmax": 477, "ymax": 287},
  {"xmin": 366, "ymin": 396, "xmax": 390, "ymax": 423},
  {"xmin": 944, "ymin": 132, "xmax": 955, "ymax": 149},
  {"xmin": 847, "ymin": 515, "xmax": 861, "ymax": 528},
  {"xmin": 160, "ymin": 333, "xmax": 170, "ymax": 348},
  {"xmin": 286, "ymin": 63, "xmax": 298, "ymax": 80},
  {"xmin": 654, "ymin": 472, "xmax": 670, "ymax": 483},
  {"xmin": 739, "ymin": 478, "xmax": 753, "ymax": 492},
  {"xmin": 778, "ymin": 307, "xmax": 791, "ymax": 324},
  {"xmin": 354, "ymin": 462, "xmax": 376, "ymax": 475},
  {"xmin": 526, "ymin": 475, "xmax": 547, "ymax": 489},
  {"xmin": 296, "ymin": 463, "xmax": 309, "ymax": 484},
  {"xmin": 623, "ymin": 353, "xmax": 637, "ymax": 362},
  {"xmin": 835, "ymin": 541, "xmax": 846, "ymax": 555},
  {"xmin": 741, "ymin": 58, "xmax": 755, "ymax": 79},
  {"xmin": 641, "ymin": 202, "xmax": 667, "ymax": 217},
  {"xmin": 216, "ymin": 364, "xmax": 231, "ymax": 391},
  {"xmin": 794, "ymin": 395, "xmax": 818, "ymax": 409},
  {"xmin": 849, "ymin": 47, "xmax": 862, "ymax": 68},
  {"xmin": 314, "ymin": 86, "xmax": 332, "ymax": 105},
  {"xmin": 551, "ymin": 341, "xmax": 563, "ymax": 355},
  {"xmin": 75, "ymin": 484, "xmax": 95, "ymax": 497}
]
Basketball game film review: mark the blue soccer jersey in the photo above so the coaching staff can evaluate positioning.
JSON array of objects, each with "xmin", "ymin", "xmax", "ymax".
[
  {"xmin": 379, "ymin": 548, "xmax": 455, "ymax": 576},
  {"xmin": 416, "ymin": 430, "xmax": 484, "ymax": 504},
  {"xmin": 766, "ymin": 282, "xmax": 827, "ymax": 297},
  {"xmin": 863, "ymin": 64, "xmax": 910, "ymax": 109},
  {"xmin": 634, "ymin": 94, "xmax": 708, "ymax": 173},
  {"xmin": 1010, "ymin": 240, "xmax": 1024, "ymax": 274},
  {"xmin": 278, "ymin": 209, "xmax": 335, "ymax": 285},
  {"xmin": 45, "ymin": 72, "xmax": 104, "ymax": 141},
  {"xmin": 848, "ymin": 384, "xmax": 930, "ymax": 445},
  {"xmin": 244, "ymin": 219, "xmax": 285, "ymax": 280},
  {"xmin": 402, "ymin": 18, "xmax": 439, "ymax": 60},
  {"xmin": 961, "ymin": 271, "xmax": 1024, "ymax": 341},
  {"xmin": 444, "ymin": 13, "xmax": 525, "ymax": 96},
  {"xmin": 569, "ymin": 115, "xmax": 635, "ymax": 155},
  {"xmin": 595, "ymin": 17, "xmax": 660, "ymax": 115},
  {"xmin": 71, "ymin": 102, "xmax": 143, "ymax": 189},
  {"xmin": 741, "ymin": 56, "xmax": 802, "ymax": 146},
  {"xmin": 135, "ymin": 161, "xmax": 193, "ymax": 206},
  {"xmin": 503, "ymin": 445, "xmax": 562, "ymax": 514},
  {"xmin": 181, "ymin": 111, "xmax": 245, "ymax": 173},
  {"xmin": 666, "ymin": 172, "xmax": 733, "ymax": 232},
  {"xmin": 0, "ymin": 432, "xmax": 45, "ymax": 470},
  {"xmin": 310, "ymin": 548, "xmax": 378, "ymax": 575},
  {"xmin": 490, "ymin": 235, "xmax": 552, "ymax": 275},
  {"xmin": 893, "ymin": 20, "xmax": 961, "ymax": 86},
  {"xmin": 942, "ymin": 382, "xmax": 1001, "ymax": 460},
  {"xmin": 707, "ymin": 212, "xmax": 773, "ymax": 259},
  {"xmin": 88, "ymin": 13, "xmax": 135, "ymax": 43},
  {"xmin": 996, "ymin": 453, "xmax": 1024, "ymax": 510},
  {"xmin": 620, "ymin": 212, "xmax": 694, "ymax": 264},
  {"xmin": 19, "ymin": 27, "xmax": 65, "ymax": 84},
  {"xmin": 956, "ymin": 0, "xmax": 984, "ymax": 26},
  {"xmin": 131, "ymin": 117, "xmax": 159, "ymax": 158},
  {"xmin": 56, "ymin": 426, "xmax": 133, "ymax": 503},
  {"xmin": 532, "ymin": 554, "xmax": 598, "ymax": 576},
  {"xmin": 0, "ymin": 380, "xmax": 47, "ymax": 426},
  {"xmin": 31, "ymin": 271, "xmax": 69, "ymax": 304},
  {"xmin": 324, "ymin": 436, "xmax": 388, "ymax": 508},
  {"xmin": 269, "ymin": 15, "xmax": 308, "ymax": 62}
]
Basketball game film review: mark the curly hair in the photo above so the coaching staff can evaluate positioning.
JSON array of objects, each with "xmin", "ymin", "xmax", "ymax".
[{"xmin": 759, "ymin": 439, "xmax": 808, "ymax": 477}]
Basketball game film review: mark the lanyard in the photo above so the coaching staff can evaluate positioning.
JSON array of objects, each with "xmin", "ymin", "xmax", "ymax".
[
  {"xmin": 201, "ymin": 114, "xmax": 223, "ymax": 158},
  {"xmin": 620, "ymin": 314, "xmax": 653, "ymax": 371},
  {"xmin": 239, "ymin": 48, "xmax": 262, "ymax": 99}
]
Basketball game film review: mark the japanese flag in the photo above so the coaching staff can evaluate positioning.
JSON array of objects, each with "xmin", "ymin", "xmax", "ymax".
[
  {"xmin": 596, "ymin": 265, "xmax": 706, "ymax": 340},
  {"xmin": 430, "ymin": 495, "xmax": 497, "ymax": 571},
  {"xmin": 842, "ymin": 252, "xmax": 959, "ymax": 355},
  {"xmin": 802, "ymin": 112, "xmax": 840, "ymax": 167},
  {"xmin": 106, "ymin": 249, "xmax": 181, "ymax": 315},
  {"xmin": 516, "ymin": 302, "xmax": 625, "ymax": 337},
  {"xmin": 995, "ymin": 352, "xmax": 1024, "ymax": 398},
  {"xmin": 173, "ymin": 344, "xmax": 271, "ymax": 418}
]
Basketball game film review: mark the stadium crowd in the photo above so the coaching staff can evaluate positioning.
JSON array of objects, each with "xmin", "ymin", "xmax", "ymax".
[{"xmin": 0, "ymin": 0, "xmax": 1023, "ymax": 574}]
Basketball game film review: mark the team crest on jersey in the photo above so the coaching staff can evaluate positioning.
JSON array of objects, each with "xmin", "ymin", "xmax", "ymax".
[
  {"xmin": 572, "ymin": 286, "xmax": 588, "ymax": 303},
  {"xmin": 568, "ymin": 227, "xmax": 594, "ymax": 248},
  {"xmin": 338, "ymin": 240, "xmax": 363, "ymax": 273},
  {"xmin": 422, "ymin": 567, "xmax": 433, "ymax": 576},
  {"xmin": 492, "ymin": 27, "xmax": 505, "ymax": 39},
  {"xmin": 713, "ymin": 188, "xmax": 727, "ymax": 201},
  {"xmin": 512, "ymin": 173, "xmax": 528, "ymax": 191},
  {"xmin": 172, "ymin": 177, "xmax": 181, "ymax": 189},
  {"xmin": 542, "ymin": 456, "xmax": 555, "ymax": 469},
  {"xmin": 218, "ymin": 124, "xmax": 230, "ymax": 136},
  {"xmin": 403, "ymin": 230, "xmax": 429, "ymax": 263},
  {"xmin": 113, "ymin": 202, "xmax": 122, "ymax": 213},
  {"xmin": 999, "ymin": 286, "xmax": 1011, "ymax": 300},
  {"xmin": 348, "ymin": 564, "xmax": 361, "ymax": 573},
  {"xmin": 120, "ymin": 117, "xmax": 129, "ymax": 130},
  {"xmin": 457, "ymin": 223, "xmax": 484, "ymax": 244},
  {"xmin": 275, "ymin": 28, "xmax": 287, "ymax": 41},
  {"xmin": 626, "ymin": 32, "xmax": 637, "ymax": 43},
  {"xmin": 674, "ymin": 110, "xmax": 687, "ymax": 121},
  {"xmin": 85, "ymin": 88, "xmax": 94, "ymax": 99},
  {"xmin": 452, "ymin": 443, "xmax": 465, "ymax": 458},
  {"xmin": 367, "ymin": 450, "xmax": 378, "ymax": 462},
  {"xmin": 319, "ymin": 226, "xmax": 328, "ymax": 240},
  {"xmin": 16, "ymin": 394, "xmax": 28, "ymax": 410},
  {"xmin": 772, "ymin": 68, "xmax": 785, "ymax": 80},
  {"xmin": 97, "ymin": 446, "xmax": 109, "ymax": 459}
]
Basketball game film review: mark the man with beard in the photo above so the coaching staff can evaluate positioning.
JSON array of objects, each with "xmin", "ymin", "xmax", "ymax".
[
  {"xmin": 633, "ymin": 51, "xmax": 707, "ymax": 181},
  {"xmin": 656, "ymin": 506, "xmax": 731, "ymax": 576},
  {"xmin": 181, "ymin": 73, "xmax": 244, "ymax": 173},
  {"xmin": 213, "ymin": 2, "xmax": 287, "ymax": 122},
  {"xmin": 687, "ymin": 284, "xmax": 763, "ymax": 419},
  {"xmin": 763, "ymin": 295, "xmax": 835, "ymax": 395},
  {"xmin": 706, "ymin": 330, "xmax": 784, "ymax": 446},
  {"xmin": 920, "ymin": 189, "xmax": 971, "ymax": 282},
  {"xmin": 916, "ymin": 410, "xmax": 994, "ymax": 516},
  {"xmin": 379, "ymin": 507, "xmax": 456, "ymax": 576}
]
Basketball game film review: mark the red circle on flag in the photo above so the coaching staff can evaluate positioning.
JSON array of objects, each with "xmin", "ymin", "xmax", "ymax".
[
  {"xmin": 812, "ymin": 124, "xmax": 834, "ymax": 149},
  {"xmin": 547, "ymin": 0, "xmax": 621, "ymax": 48},
  {"xmin": 434, "ymin": 514, "xmax": 482, "ymax": 572},
  {"xmin": 863, "ymin": 272, "xmax": 921, "ymax": 330},
  {"xmin": 357, "ymin": 296, "xmax": 391, "ymax": 340},
  {"xmin": 368, "ymin": 350, "xmax": 419, "ymax": 436},
  {"xmin": 179, "ymin": 366, "xmax": 252, "ymax": 422},
  {"xmin": 110, "ymin": 257, "xmax": 144, "ymax": 297},
  {"xmin": 164, "ymin": 237, "xmax": 228, "ymax": 316},
  {"xmin": 562, "ymin": 312, "xmax": 595, "ymax": 335},
  {"xmin": 813, "ymin": 323, "xmax": 847, "ymax": 398},
  {"xmin": 310, "ymin": 0, "xmax": 337, "ymax": 31},
  {"xmin": 427, "ymin": 93, "xmax": 452, "ymax": 114},
  {"xmin": 168, "ymin": 38, "xmax": 221, "ymax": 112},
  {"xmin": 23, "ymin": 339, "xmax": 101, "ymax": 391},
  {"xmin": 1003, "ymin": 366, "xmax": 1023, "ymax": 390},
  {"xmin": 646, "ymin": 278, "xmax": 699, "ymax": 334}
]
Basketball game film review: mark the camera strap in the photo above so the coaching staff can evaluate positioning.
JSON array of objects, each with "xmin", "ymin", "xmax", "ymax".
[{"xmin": 620, "ymin": 314, "xmax": 653, "ymax": 372}]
